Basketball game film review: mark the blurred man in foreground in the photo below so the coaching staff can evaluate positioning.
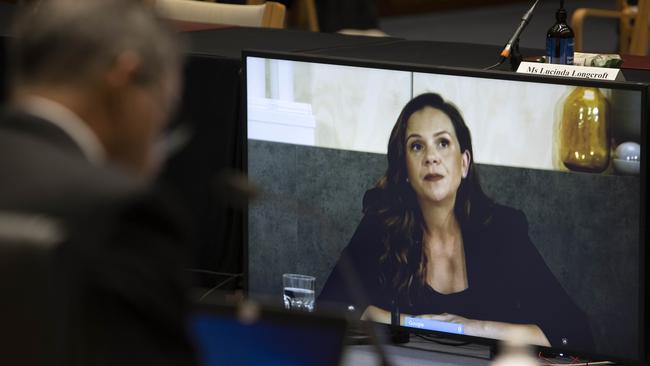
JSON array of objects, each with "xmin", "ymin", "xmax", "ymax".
[{"xmin": 0, "ymin": 0, "xmax": 196, "ymax": 365}]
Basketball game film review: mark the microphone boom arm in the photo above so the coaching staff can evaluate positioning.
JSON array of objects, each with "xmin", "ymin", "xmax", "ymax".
[{"xmin": 486, "ymin": 0, "xmax": 540, "ymax": 70}]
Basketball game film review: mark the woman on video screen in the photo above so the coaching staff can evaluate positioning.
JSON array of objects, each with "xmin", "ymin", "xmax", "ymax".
[{"xmin": 319, "ymin": 93, "xmax": 594, "ymax": 350}]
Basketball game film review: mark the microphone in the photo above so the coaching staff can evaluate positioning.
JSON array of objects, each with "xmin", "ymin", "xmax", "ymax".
[
  {"xmin": 500, "ymin": 0, "xmax": 540, "ymax": 58},
  {"xmin": 391, "ymin": 302, "xmax": 409, "ymax": 344},
  {"xmin": 486, "ymin": 0, "xmax": 540, "ymax": 70}
]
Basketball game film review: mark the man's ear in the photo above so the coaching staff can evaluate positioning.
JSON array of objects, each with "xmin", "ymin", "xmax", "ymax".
[
  {"xmin": 105, "ymin": 51, "xmax": 142, "ymax": 89},
  {"xmin": 461, "ymin": 150, "xmax": 471, "ymax": 178}
]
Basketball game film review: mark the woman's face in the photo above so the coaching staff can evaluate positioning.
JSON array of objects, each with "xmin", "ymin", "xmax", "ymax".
[{"xmin": 405, "ymin": 106, "xmax": 470, "ymax": 205}]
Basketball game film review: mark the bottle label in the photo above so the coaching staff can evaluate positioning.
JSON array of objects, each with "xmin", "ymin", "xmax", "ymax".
[{"xmin": 546, "ymin": 37, "xmax": 574, "ymax": 65}]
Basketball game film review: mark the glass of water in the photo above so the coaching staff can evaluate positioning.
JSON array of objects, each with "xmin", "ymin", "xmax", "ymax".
[{"xmin": 282, "ymin": 273, "xmax": 315, "ymax": 312}]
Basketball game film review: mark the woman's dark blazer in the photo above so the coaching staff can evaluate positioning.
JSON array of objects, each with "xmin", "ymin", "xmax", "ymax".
[{"xmin": 319, "ymin": 188, "xmax": 595, "ymax": 352}]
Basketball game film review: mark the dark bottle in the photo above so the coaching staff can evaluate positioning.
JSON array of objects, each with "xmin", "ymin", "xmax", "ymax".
[{"xmin": 546, "ymin": 0, "xmax": 574, "ymax": 65}]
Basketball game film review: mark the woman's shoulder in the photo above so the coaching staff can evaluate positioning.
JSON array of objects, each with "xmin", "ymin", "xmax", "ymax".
[
  {"xmin": 362, "ymin": 187, "xmax": 384, "ymax": 212},
  {"xmin": 343, "ymin": 190, "xmax": 387, "ymax": 250},
  {"xmin": 479, "ymin": 202, "xmax": 528, "ymax": 230},
  {"xmin": 468, "ymin": 202, "xmax": 530, "ymax": 248},
  {"xmin": 354, "ymin": 207, "xmax": 386, "ymax": 240}
]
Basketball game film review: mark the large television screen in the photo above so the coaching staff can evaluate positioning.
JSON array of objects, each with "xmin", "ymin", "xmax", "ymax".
[{"xmin": 244, "ymin": 51, "xmax": 647, "ymax": 363}]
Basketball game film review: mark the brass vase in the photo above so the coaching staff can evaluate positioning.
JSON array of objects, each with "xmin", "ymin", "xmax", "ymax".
[{"xmin": 558, "ymin": 87, "xmax": 610, "ymax": 173}]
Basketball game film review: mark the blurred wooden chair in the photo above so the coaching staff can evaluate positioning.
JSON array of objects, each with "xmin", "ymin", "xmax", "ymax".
[
  {"xmin": 571, "ymin": 0, "xmax": 650, "ymax": 55},
  {"xmin": 630, "ymin": 0, "xmax": 650, "ymax": 54},
  {"xmin": 247, "ymin": 0, "xmax": 319, "ymax": 32},
  {"xmin": 154, "ymin": 0, "xmax": 286, "ymax": 28}
]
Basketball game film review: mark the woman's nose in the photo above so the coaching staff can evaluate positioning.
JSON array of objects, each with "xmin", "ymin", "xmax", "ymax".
[{"xmin": 425, "ymin": 151, "xmax": 440, "ymax": 165}]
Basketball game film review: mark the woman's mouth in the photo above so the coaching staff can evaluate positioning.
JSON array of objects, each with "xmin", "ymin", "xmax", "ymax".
[{"xmin": 424, "ymin": 173, "xmax": 443, "ymax": 182}]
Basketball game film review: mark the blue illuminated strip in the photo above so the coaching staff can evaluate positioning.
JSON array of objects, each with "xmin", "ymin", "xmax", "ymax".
[{"xmin": 404, "ymin": 317, "xmax": 464, "ymax": 335}]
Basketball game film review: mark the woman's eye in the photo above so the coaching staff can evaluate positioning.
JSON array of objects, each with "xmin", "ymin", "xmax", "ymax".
[
  {"xmin": 438, "ymin": 138, "xmax": 450, "ymax": 149},
  {"xmin": 410, "ymin": 142, "xmax": 424, "ymax": 152}
]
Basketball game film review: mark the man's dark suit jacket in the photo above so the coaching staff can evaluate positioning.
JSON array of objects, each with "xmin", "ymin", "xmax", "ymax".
[{"xmin": 0, "ymin": 108, "xmax": 196, "ymax": 366}]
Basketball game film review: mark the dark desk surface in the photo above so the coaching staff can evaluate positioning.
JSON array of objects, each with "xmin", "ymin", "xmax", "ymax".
[
  {"xmin": 186, "ymin": 27, "xmax": 403, "ymax": 59},
  {"xmin": 307, "ymin": 39, "xmax": 537, "ymax": 70},
  {"xmin": 184, "ymin": 27, "xmax": 523, "ymax": 70}
]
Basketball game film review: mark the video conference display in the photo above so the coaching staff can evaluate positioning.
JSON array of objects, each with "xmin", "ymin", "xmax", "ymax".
[{"xmin": 245, "ymin": 54, "xmax": 646, "ymax": 361}]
